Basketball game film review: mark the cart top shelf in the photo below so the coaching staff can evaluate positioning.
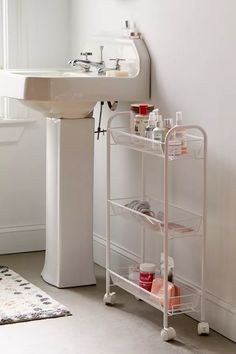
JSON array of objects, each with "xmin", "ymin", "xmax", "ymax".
[{"xmin": 110, "ymin": 127, "xmax": 204, "ymax": 160}]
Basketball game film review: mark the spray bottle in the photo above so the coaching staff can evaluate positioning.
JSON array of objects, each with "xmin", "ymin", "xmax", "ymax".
[{"xmin": 175, "ymin": 111, "xmax": 187, "ymax": 154}]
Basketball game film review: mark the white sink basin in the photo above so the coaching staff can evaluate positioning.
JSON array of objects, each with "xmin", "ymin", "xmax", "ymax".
[
  {"xmin": 0, "ymin": 38, "xmax": 150, "ymax": 118},
  {"xmin": 0, "ymin": 69, "xmax": 101, "ymax": 118}
]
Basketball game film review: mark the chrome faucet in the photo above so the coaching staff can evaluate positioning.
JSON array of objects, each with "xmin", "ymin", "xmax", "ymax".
[
  {"xmin": 96, "ymin": 61, "xmax": 122, "ymax": 75},
  {"xmin": 67, "ymin": 58, "xmax": 91, "ymax": 72},
  {"xmin": 68, "ymin": 47, "xmax": 105, "ymax": 73},
  {"xmin": 68, "ymin": 46, "xmax": 126, "ymax": 75},
  {"xmin": 68, "ymin": 58, "xmax": 105, "ymax": 72}
]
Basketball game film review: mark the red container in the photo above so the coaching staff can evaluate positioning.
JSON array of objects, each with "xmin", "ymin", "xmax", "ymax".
[{"xmin": 139, "ymin": 263, "xmax": 156, "ymax": 292}]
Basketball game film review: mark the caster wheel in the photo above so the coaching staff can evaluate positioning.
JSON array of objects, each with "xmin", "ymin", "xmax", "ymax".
[
  {"xmin": 103, "ymin": 292, "xmax": 116, "ymax": 305},
  {"xmin": 198, "ymin": 322, "xmax": 210, "ymax": 335},
  {"xmin": 161, "ymin": 327, "xmax": 176, "ymax": 341}
]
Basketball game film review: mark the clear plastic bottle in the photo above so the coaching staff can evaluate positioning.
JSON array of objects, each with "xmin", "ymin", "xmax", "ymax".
[
  {"xmin": 164, "ymin": 118, "xmax": 174, "ymax": 137},
  {"xmin": 164, "ymin": 118, "xmax": 182, "ymax": 156},
  {"xmin": 175, "ymin": 111, "xmax": 187, "ymax": 154},
  {"xmin": 145, "ymin": 112, "xmax": 156, "ymax": 139},
  {"xmin": 152, "ymin": 108, "xmax": 159, "ymax": 121},
  {"xmin": 153, "ymin": 115, "xmax": 165, "ymax": 152},
  {"xmin": 153, "ymin": 115, "xmax": 164, "ymax": 142}
]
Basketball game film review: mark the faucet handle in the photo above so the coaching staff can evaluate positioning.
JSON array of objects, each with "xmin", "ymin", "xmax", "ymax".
[
  {"xmin": 109, "ymin": 58, "xmax": 126, "ymax": 70},
  {"xmin": 80, "ymin": 52, "xmax": 93, "ymax": 60}
]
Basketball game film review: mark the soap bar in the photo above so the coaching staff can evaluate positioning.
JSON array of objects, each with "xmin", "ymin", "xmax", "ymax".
[
  {"xmin": 106, "ymin": 71, "xmax": 129, "ymax": 77},
  {"xmin": 151, "ymin": 278, "xmax": 180, "ymax": 310}
]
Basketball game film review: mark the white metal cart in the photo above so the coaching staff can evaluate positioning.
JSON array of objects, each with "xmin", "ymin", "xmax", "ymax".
[{"xmin": 104, "ymin": 111, "xmax": 209, "ymax": 341}]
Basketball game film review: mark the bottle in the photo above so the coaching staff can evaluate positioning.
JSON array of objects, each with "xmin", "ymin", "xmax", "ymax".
[
  {"xmin": 152, "ymin": 116, "xmax": 164, "ymax": 152},
  {"xmin": 122, "ymin": 20, "xmax": 141, "ymax": 39},
  {"xmin": 153, "ymin": 115, "xmax": 164, "ymax": 141},
  {"xmin": 128, "ymin": 21, "xmax": 141, "ymax": 39},
  {"xmin": 175, "ymin": 111, "xmax": 187, "ymax": 154},
  {"xmin": 145, "ymin": 112, "xmax": 156, "ymax": 139},
  {"xmin": 134, "ymin": 104, "xmax": 149, "ymax": 137},
  {"xmin": 163, "ymin": 118, "xmax": 174, "ymax": 139},
  {"xmin": 163, "ymin": 118, "xmax": 181, "ymax": 156},
  {"xmin": 122, "ymin": 20, "xmax": 130, "ymax": 38},
  {"xmin": 152, "ymin": 108, "xmax": 159, "ymax": 121}
]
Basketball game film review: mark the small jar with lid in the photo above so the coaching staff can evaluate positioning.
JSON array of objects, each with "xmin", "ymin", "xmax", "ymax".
[
  {"xmin": 139, "ymin": 263, "xmax": 156, "ymax": 292},
  {"xmin": 133, "ymin": 104, "xmax": 149, "ymax": 137},
  {"xmin": 130, "ymin": 103, "xmax": 154, "ymax": 134}
]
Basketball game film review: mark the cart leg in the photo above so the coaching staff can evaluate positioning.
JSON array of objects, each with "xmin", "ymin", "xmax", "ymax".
[
  {"xmin": 198, "ymin": 130, "xmax": 209, "ymax": 336},
  {"xmin": 104, "ymin": 269, "xmax": 116, "ymax": 305},
  {"xmin": 161, "ymin": 139, "xmax": 176, "ymax": 342},
  {"xmin": 198, "ymin": 292, "xmax": 209, "ymax": 335},
  {"xmin": 104, "ymin": 125, "xmax": 116, "ymax": 306},
  {"xmin": 161, "ymin": 308, "xmax": 176, "ymax": 341},
  {"xmin": 104, "ymin": 291, "xmax": 116, "ymax": 305},
  {"xmin": 104, "ymin": 265, "xmax": 117, "ymax": 304}
]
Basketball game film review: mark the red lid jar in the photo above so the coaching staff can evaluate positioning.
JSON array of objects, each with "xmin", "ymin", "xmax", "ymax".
[{"xmin": 139, "ymin": 263, "xmax": 156, "ymax": 292}]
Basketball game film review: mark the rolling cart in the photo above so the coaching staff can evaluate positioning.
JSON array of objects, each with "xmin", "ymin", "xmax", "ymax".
[{"xmin": 104, "ymin": 111, "xmax": 209, "ymax": 341}]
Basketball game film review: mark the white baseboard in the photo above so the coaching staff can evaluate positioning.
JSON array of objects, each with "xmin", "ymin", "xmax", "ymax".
[
  {"xmin": 93, "ymin": 232, "xmax": 236, "ymax": 343},
  {"xmin": 0, "ymin": 224, "xmax": 45, "ymax": 254}
]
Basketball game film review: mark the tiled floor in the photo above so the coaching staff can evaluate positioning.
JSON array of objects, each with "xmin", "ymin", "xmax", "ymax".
[{"xmin": 0, "ymin": 251, "xmax": 235, "ymax": 354}]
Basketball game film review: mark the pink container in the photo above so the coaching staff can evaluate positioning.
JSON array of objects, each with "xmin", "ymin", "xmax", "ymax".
[
  {"xmin": 139, "ymin": 263, "xmax": 156, "ymax": 292},
  {"xmin": 151, "ymin": 278, "xmax": 180, "ymax": 310}
]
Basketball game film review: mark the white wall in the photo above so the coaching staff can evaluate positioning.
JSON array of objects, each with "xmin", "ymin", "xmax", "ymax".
[
  {"xmin": 7, "ymin": 0, "xmax": 70, "ymax": 69},
  {"xmin": 0, "ymin": 0, "xmax": 70, "ymax": 253},
  {"xmin": 70, "ymin": 0, "xmax": 236, "ymax": 341}
]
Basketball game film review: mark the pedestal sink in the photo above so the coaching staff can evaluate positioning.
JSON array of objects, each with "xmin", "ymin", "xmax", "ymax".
[{"xmin": 0, "ymin": 37, "xmax": 150, "ymax": 287}]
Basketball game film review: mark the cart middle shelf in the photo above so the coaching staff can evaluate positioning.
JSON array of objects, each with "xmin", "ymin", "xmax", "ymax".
[{"xmin": 108, "ymin": 196, "xmax": 202, "ymax": 238}]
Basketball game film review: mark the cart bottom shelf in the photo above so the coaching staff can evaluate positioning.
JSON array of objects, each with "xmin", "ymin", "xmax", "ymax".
[{"xmin": 109, "ymin": 268, "xmax": 201, "ymax": 316}]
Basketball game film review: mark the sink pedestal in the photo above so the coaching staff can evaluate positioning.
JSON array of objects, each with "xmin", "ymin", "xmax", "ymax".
[{"xmin": 41, "ymin": 117, "xmax": 96, "ymax": 288}]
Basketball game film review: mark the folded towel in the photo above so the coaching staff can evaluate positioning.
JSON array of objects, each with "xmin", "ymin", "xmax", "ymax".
[{"xmin": 125, "ymin": 200, "xmax": 155, "ymax": 217}]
